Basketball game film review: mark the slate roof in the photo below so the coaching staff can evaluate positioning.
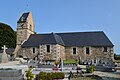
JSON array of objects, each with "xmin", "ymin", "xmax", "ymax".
[
  {"xmin": 22, "ymin": 31, "xmax": 114, "ymax": 48},
  {"xmin": 17, "ymin": 12, "xmax": 30, "ymax": 23},
  {"xmin": 22, "ymin": 33, "xmax": 64, "ymax": 48}
]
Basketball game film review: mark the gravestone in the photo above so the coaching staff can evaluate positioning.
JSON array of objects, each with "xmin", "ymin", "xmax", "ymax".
[
  {"xmin": 0, "ymin": 69, "xmax": 22, "ymax": 80},
  {"xmin": 60, "ymin": 58, "xmax": 63, "ymax": 71},
  {"xmin": 1, "ymin": 45, "xmax": 8, "ymax": 63}
]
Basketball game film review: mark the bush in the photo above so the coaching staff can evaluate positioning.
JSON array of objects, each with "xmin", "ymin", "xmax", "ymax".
[
  {"xmin": 36, "ymin": 72, "xmax": 65, "ymax": 80},
  {"xmin": 26, "ymin": 68, "xmax": 34, "ymax": 80},
  {"xmin": 54, "ymin": 61, "xmax": 60, "ymax": 67},
  {"xmin": 86, "ymin": 65, "xmax": 94, "ymax": 73},
  {"xmin": 51, "ymin": 72, "xmax": 65, "ymax": 79},
  {"xmin": 36, "ymin": 72, "xmax": 51, "ymax": 80}
]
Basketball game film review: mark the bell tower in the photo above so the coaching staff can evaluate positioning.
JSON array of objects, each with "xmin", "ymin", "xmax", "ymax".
[
  {"xmin": 17, "ymin": 12, "xmax": 34, "ymax": 45},
  {"xmin": 13, "ymin": 12, "xmax": 34, "ymax": 57}
]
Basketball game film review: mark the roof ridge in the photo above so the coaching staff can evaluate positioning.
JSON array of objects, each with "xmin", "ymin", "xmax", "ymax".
[
  {"xmin": 35, "ymin": 31, "xmax": 104, "ymax": 35},
  {"xmin": 52, "ymin": 33, "xmax": 64, "ymax": 45},
  {"xmin": 56, "ymin": 31, "xmax": 104, "ymax": 34},
  {"xmin": 53, "ymin": 33, "xmax": 60, "ymax": 44}
]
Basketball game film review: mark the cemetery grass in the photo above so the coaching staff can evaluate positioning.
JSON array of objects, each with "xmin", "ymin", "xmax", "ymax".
[{"xmin": 64, "ymin": 59, "xmax": 78, "ymax": 64}]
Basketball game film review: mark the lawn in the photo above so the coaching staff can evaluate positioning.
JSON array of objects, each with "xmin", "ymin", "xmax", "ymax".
[{"xmin": 64, "ymin": 59, "xmax": 78, "ymax": 64}]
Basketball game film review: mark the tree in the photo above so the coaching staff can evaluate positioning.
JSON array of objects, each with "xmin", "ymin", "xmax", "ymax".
[
  {"xmin": 114, "ymin": 54, "xmax": 120, "ymax": 60},
  {"xmin": 0, "ymin": 23, "xmax": 16, "ymax": 49}
]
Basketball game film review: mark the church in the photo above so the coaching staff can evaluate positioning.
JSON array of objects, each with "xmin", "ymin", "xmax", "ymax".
[{"xmin": 13, "ymin": 12, "xmax": 114, "ymax": 65}]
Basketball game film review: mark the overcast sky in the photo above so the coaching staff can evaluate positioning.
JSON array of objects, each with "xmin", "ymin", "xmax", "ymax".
[{"xmin": 0, "ymin": 0, "xmax": 120, "ymax": 54}]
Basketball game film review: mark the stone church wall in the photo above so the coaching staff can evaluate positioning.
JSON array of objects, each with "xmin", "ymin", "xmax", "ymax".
[
  {"xmin": 57, "ymin": 45, "xmax": 65, "ymax": 60},
  {"xmin": 65, "ymin": 47, "xmax": 85, "ymax": 61},
  {"xmin": 18, "ymin": 45, "xmax": 113, "ymax": 66},
  {"xmin": 19, "ymin": 44, "xmax": 66, "ymax": 60},
  {"xmin": 65, "ymin": 46, "xmax": 114, "ymax": 65},
  {"xmin": 17, "ymin": 47, "xmax": 39, "ymax": 59},
  {"xmin": 39, "ymin": 44, "xmax": 65, "ymax": 60}
]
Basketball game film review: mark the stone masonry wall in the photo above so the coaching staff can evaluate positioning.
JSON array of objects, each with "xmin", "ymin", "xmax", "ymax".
[
  {"xmin": 15, "ymin": 12, "xmax": 35, "ymax": 57},
  {"xmin": 58, "ymin": 45, "xmax": 65, "ymax": 60},
  {"xmin": 17, "ymin": 47, "xmax": 39, "ymax": 59},
  {"xmin": 65, "ymin": 47, "xmax": 85, "ymax": 62},
  {"xmin": 39, "ymin": 44, "xmax": 65, "ymax": 60},
  {"xmin": 19, "ymin": 44, "xmax": 66, "ymax": 60},
  {"xmin": 17, "ymin": 12, "xmax": 34, "ymax": 45},
  {"xmin": 65, "ymin": 46, "xmax": 114, "ymax": 65},
  {"xmin": 19, "ymin": 45, "xmax": 114, "ymax": 65}
]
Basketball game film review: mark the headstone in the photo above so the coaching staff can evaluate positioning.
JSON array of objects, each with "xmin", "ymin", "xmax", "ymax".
[
  {"xmin": 0, "ymin": 69, "xmax": 22, "ymax": 80},
  {"xmin": 1, "ymin": 45, "xmax": 8, "ymax": 63},
  {"xmin": 96, "ymin": 59, "xmax": 98, "ymax": 65},
  {"xmin": 60, "ymin": 58, "xmax": 63, "ymax": 71}
]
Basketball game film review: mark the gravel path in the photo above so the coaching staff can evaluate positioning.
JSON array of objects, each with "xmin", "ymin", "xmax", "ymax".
[{"xmin": 94, "ymin": 71, "xmax": 120, "ymax": 80}]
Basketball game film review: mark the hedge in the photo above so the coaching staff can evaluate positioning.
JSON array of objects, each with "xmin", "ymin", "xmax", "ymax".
[{"xmin": 36, "ymin": 72, "xmax": 65, "ymax": 80}]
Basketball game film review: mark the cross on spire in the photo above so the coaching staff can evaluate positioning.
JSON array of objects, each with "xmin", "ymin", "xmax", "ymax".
[
  {"xmin": 27, "ymin": 0, "xmax": 28, "ymax": 7},
  {"xmin": 26, "ymin": 0, "xmax": 29, "ymax": 11},
  {"xmin": 2, "ymin": 45, "xmax": 7, "ymax": 53}
]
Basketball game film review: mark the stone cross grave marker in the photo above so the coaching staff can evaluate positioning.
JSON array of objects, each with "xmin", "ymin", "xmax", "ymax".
[
  {"xmin": 1, "ymin": 45, "xmax": 8, "ymax": 63},
  {"xmin": 2, "ymin": 45, "xmax": 7, "ymax": 53}
]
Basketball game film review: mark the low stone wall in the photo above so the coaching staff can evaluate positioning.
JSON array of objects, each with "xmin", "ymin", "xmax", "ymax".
[{"xmin": 0, "ymin": 69, "xmax": 22, "ymax": 80}]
